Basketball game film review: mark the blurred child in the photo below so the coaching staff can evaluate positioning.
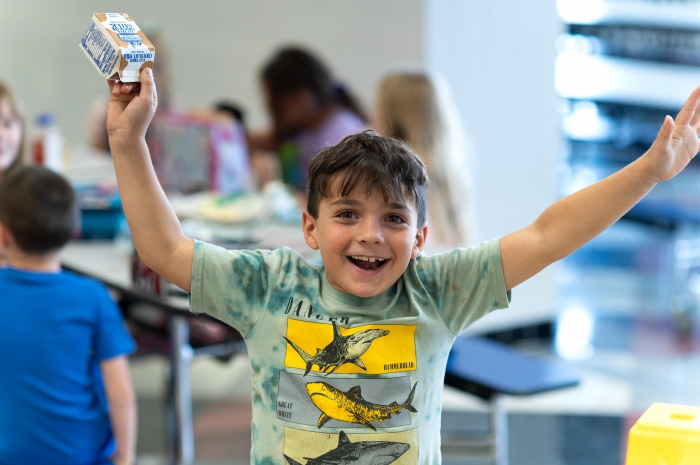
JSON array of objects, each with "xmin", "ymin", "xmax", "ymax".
[
  {"xmin": 375, "ymin": 71, "xmax": 473, "ymax": 248},
  {"xmin": 107, "ymin": 69, "xmax": 700, "ymax": 463},
  {"xmin": 0, "ymin": 82, "xmax": 24, "ymax": 180},
  {"xmin": 0, "ymin": 166, "xmax": 136, "ymax": 465},
  {"xmin": 249, "ymin": 47, "xmax": 366, "ymax": 192}
]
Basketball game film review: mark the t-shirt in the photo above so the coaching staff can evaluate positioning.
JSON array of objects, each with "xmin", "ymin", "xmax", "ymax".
[
  {"xmin": 190, "ymin": 238, "xmax": 510, "ymax": 465},
  {"xmin": 0, "ymin": 267, "xmax": 135, "ymax": 465},
  {"xmin": 279, "ymin": 106, "xmax": 365, "ymax": 190}
]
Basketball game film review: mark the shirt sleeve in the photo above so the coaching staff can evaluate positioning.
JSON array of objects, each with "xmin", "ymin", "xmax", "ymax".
[
  {"xmin": 415, "ymin": 238, "xmax": 511, "ymax": 335},
  {"xmin": 93, "ymin": 282, "xmax": 136, "ymax": 361},
  {"xmin": 189, "ymin": 240, "xmax": 288, "ymax": 335}
]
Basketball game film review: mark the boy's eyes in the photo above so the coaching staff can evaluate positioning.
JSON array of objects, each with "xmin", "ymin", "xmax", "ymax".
[
  {"xmin": 337, "ymin": 211, "xmax": 357, "ymax": 219},
  {"xmin": 335, "ymin": 211, "xmax": 405, "ymax": 224}
]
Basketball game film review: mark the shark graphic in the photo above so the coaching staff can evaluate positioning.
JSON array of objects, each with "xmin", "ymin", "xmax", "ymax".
[
  {"xmin": 284, "ymin": 321, "xmax": 389, "ymax": 376},
  {"xmin": 305, "ymin": 381, "xmax": 417, "ymax": 431},
  {"xmin": 283, "ymin": 430, "xmax": 410, "ymax": 465}
]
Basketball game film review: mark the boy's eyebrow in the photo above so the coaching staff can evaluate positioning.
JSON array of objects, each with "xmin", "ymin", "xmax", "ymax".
[
  {"xmin": 329, "ymin": 198, "xmax": 411, "ymax": 212},
  {"xmin": 387, "ymin": 202, "xmax": 410, "ymax": 212},
  {"xmin": 329, "ymin": 199, "xmax": 362, "ymax": 208}
]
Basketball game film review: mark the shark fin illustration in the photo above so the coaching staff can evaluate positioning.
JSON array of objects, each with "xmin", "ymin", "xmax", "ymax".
[
  {"xmin": 346, "ymin": 385, "xmax": 363, "ymax": 399},
  {"xmin": 337, "ymin": 431, "xmax": 351, "ymax": 446},
  {"xmin": 403, "ymin": 382, "xmax": 418, "ymax": 413},
  {"xmin": 325, "ymin": 356, "xmax": 348, "ymax": 375},
  {"xmin": 349, "ymin": 357, "xmax": 367, "ymax": 370},
  {"xmin": 324, "ymin": 365, "xmax": 338, "ymax": 375},
  {"xmin": 353, "ymin": 414, "xmax": 377, "ymax": 431},
  {"xmin": 332, "ymin": 320, "xmax": 343, "ymax": 339},
  {"xmin": 283, "ymin": 455, "xmax": 303, "ymax": 465},
  {"xmin": 317, "ymin": 412, "xmax": 332, "ymax": 428},
  {"xmin": 283, "ymin": 337, "xmax": 315, "ymax": 376}
]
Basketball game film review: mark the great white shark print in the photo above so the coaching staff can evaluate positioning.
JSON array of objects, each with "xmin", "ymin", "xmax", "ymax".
[{"xmin": 306, "ymin": 381, "xmax": 418, "ymax": 431}]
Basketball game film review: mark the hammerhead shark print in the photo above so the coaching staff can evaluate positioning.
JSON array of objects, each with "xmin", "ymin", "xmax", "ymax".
[
  {"xmin": 305, "ymin": 381, "xmax": 418, "ymax": 431},
  {"xmin": 284, "ymin": 321, "xmax": 389, "ymax": 376}
]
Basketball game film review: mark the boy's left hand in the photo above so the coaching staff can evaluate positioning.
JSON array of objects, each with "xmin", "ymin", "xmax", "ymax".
[
  {"xmin": 501, "ymin": 85, "xmax": 700, "ymax": 291},
  {"xmin": 644, "ymin": 85, "xmax": 700, "ymax": 183}
]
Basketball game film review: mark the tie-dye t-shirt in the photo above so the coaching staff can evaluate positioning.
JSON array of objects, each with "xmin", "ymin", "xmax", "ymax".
[{"xmin": 190, "ymin": 238, "xmax": 510, "ymax": 465}]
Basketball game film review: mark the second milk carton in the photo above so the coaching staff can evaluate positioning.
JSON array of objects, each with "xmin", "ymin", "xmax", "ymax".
[{"xmin": 79, "ymin": 13, "xmax": 155, "ymax": 82}]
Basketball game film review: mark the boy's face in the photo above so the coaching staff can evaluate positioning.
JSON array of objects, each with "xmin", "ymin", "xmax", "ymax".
[{"xmin": 302, "ymin": 180, "xmax": 427, "ymax": 298}]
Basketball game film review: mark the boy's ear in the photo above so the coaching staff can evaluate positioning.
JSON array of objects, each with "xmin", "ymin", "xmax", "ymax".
[
  {"xmin": 0, "ymin": 223, "xmax": 9, "ymax": 245},
  {"xmin": 301, "ymin": 210, "xmax": 320, "ymax": 250},
  {"xmin": 0, "ymin": 222, "xmax": 15, "ymax": 250},
  {"xmin": 411, "ymin": 223, "xmax": 428, "ymax": 259}
]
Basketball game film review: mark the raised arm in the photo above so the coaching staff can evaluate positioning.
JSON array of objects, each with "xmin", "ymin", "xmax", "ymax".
[
  {"xmin": 106, "ymin": 68, "xmax": 193, "ymax": 292},
  {"xmin": 501, "ymin": 86, "xmax": 700, "ymax": 290}
]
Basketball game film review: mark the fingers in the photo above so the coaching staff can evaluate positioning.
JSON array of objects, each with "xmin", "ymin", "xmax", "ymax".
[
  {"xmin": 676, "ymin": 85, "xmax": 700, "ymax": 127},
  {"xmin": 692, "ymin": 102, "xmax": 700, "ymax": 131},
  {"xmin": 108, "ymin": 80, "xmax": 142, "ymax": 97},
  {"xmin": 139, "ymin": 68, "xmax": 158, "ymax": 108},
  {"xmin": 659, "ymin": 115, "xmax": 674, "ymax": 141},
  {"xmin": 121, "ymin": 82, "xmax": 140, "ymax": 94},
  {"xmin": 109, "ymin": 80, "xmax": 122, "ymax": 96},
  {"xmin": 652, "ymin": 115, "xmax": 674, "ymax": 149}
]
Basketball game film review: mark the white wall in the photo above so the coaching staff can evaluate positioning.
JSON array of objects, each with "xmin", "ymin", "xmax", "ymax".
[
  {"xmin": 424, "ymin": 0, "xmax": 563, "ymax": 332},
  {"xmin": 0, "ymin": 0, "xmax": 422, "ymax": 144}
]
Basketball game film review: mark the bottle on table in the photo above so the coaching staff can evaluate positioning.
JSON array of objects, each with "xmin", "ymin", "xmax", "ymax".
[{"xmin": 32, "ymin": 113, "xmax": 64, "ymax": 172}]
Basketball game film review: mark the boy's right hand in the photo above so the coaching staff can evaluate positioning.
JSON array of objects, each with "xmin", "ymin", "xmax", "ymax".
[{"xmin": 106, "ymin": 68, "xmax": 158, "ymax": 144}]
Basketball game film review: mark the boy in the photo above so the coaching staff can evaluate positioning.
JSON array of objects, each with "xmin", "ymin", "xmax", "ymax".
[
  {"xmin": 0, "ymin": 166, "xmax": 136, "ymax": 465},
  {"xmin": 107, "ymin": 69, "xmax": 700, "ymax": 464}
]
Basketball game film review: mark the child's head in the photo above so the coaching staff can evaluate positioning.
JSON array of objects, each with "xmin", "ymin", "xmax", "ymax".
[
  {"xmin": 0, "ymin": 82, "xmax": 24, "ymax": 179},
  {"xmin": 0, "ymin": 166, "xmax": 77, "ymax": 256},
  {"xmin": 374, "ymin": 71, "xmax": 472, "ymax": 246},
  {"xmin": 302, "ymin": 131, "xmax": 429, "ymax": 297},
  {"xmin": 261, "ymin": 47, "xmax": 365, "ymax": 134}
]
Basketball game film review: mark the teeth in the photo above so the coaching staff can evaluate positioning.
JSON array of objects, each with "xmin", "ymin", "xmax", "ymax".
[{"xmin": 351, "ymin": 256, "xmax": 385, "ymax": 262}]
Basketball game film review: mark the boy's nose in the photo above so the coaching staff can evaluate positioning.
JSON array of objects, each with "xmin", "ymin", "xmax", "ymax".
[{"xmin": 357, "ymin": 218, "xmax": 384, "ymax": 244}]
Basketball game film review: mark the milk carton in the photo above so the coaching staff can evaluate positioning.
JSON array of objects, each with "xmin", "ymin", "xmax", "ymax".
[{"xmin": 79, "ymin": 13, "xmax": 155, "ymax": 82}]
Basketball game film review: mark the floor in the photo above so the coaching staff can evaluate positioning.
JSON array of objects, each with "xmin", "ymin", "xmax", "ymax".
[{"xmin": 130, "ymin": 220, "xmax": 700, "ymax": 464}]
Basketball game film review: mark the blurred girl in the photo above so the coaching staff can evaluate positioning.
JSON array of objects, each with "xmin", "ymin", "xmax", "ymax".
[
  {"xmin": 374, "ymin": 71, "xmax": 474, "ymax": 248},
  {"xmin": 249, "ymin": 47, "xmax": 366, "ymax": 191},
  {"xmin": 0, "ymin": 82, "xmax": 24, "ymax": 180}
]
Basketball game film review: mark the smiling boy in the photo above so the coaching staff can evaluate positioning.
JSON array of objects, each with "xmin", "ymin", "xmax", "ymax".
[{"xmin": 107, "ymin": 69, "xmax": 700, "ymax": 464}]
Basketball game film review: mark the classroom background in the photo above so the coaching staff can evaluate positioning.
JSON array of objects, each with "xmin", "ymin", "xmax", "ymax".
[{"xmin": 2, "ymin": 0, "xmax": 699, "ymax": 464}]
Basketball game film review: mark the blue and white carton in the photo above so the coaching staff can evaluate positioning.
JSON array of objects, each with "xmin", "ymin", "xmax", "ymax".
[{"xmin": 79, "ymin": 13, "xmax": 155, "ymax": 82}]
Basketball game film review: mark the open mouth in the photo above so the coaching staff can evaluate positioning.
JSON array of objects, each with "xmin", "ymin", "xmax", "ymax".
[{"xmin": 348, "ymin": 255, "xmax": 389, "ymax": 271}]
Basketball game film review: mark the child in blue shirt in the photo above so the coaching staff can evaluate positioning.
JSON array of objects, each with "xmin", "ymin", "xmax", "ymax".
[
  {"xmin": 0, "ymin": 166, "xmax": 136, "ymax": 465},
  {"xmin": 106, "ymin": 68, "xmax": 700, "ymax": 464}
]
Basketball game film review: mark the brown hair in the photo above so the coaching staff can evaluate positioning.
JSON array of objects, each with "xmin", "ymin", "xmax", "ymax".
[
  {"xmin": 0, "ymin": 166, "xmax": 77, "ymax": 254},
  {"xmin": 307, "ymin": 130, "xmax": 429, "ymax": 227},
  {"xmin": 262, "ymin": 47, "xmax": 366, "ymax": 123},
  {"xmin": 0, "ymin": 81, "xmax": 25, "ymax": 177}
]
